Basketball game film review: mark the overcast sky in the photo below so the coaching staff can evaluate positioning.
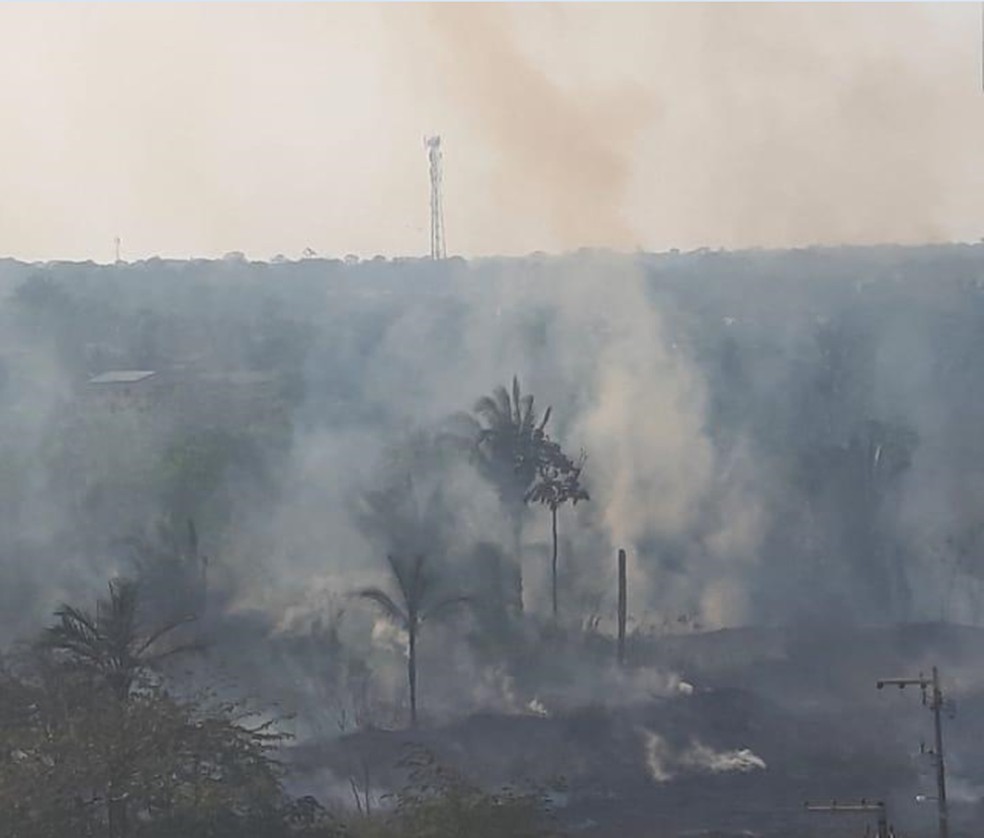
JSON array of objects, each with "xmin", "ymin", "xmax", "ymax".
[{"xmin": 0, "ymin": 3, "xmax": 982, "ymax": 262}]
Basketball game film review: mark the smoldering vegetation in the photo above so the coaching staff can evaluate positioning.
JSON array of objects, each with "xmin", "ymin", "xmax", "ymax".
[{"xmin": 3, "ymin": 245, "xmax": 984, "ymax": 836}]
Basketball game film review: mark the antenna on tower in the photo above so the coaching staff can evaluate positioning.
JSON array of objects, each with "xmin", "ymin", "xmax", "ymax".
[
  {"xmin": 114, "ymin": 235, "xmax": 121, "ymax": 264},
  {"xmin": 424, "ymin": 135, "xmax": 446, "ymax": 259}
]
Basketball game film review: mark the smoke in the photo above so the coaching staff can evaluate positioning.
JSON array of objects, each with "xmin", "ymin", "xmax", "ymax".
[
  {"xmin": 632, "ymin": 4, "xmax": 977, "ymax": 250},
  {"xmin": 236, "ymin": 251, "xmax": 764, "ymax": 635},
  {"xmin": 945, "ymin": 776, "xmax": 984, "ymax": 805},
  {"xmin": 92, "ymin": 249, "xmax": 751, "ymax": 730},
  {"xmin": 526, "ymin": 255, "xmax": 764, "ymax": 623},
  {"xmin": 642, "ymin": 729, "xmax": 767, "ymax": 783},
  {"xmin": 0, "ymin": 6, "xmax": 978, "ymax": 259},
  {"xmin": 396, "ymin": 4, "xmax": 984, "ymax": 256},
  {"xmin": 414, "ymin": 5, "xmax": 652, "ymax": 252}
]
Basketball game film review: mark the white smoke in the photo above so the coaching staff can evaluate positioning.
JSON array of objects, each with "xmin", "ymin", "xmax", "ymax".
[
  {"xmin": 641, "ymin": 729, "xmax": 767, "ymax": 783},
  {"xmin": 540, "ymin": 256, "xmax": 764, "ymax": 625}
]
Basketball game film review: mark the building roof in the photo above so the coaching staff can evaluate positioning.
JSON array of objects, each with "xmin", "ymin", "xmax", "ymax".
[{"xmin": 88, "ymin": 370, "xmax": 157, "ymax": 385}]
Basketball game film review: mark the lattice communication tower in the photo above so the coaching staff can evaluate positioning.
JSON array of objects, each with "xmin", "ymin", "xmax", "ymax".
[{"xmin": 425, "ymin": 135, "xmax": 446, "ymax": 259}]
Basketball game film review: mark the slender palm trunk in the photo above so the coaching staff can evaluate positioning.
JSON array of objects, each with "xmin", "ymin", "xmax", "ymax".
[
  {"xmin": 407, "ymin": 622, "xmax": 417, "ymax": 727},
  {"xmin": 551, "ymin": 505, "xmax": 559, "ymax": 619},
  {"xmin": 511, "ymin": 514, "xmax": 524, "ymax": 614}
]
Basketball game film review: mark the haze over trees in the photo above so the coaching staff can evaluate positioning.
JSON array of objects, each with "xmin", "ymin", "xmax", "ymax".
[{"xmin": 2, "ymin": 246, "xmax": 984, "ymax": 834}]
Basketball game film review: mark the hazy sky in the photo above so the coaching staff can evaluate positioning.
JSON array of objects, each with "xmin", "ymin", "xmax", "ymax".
[{"xmin": 0, "ymin": 2, "xmax": 982, "ymax": 262}]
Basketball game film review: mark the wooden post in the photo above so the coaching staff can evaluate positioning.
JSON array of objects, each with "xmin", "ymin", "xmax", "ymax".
[{"xmin": 617, "ymin": 548, "xmax": 627, "ymax": 666}]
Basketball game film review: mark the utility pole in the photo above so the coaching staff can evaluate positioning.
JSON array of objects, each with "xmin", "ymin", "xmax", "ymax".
[
  {"xmin": 424, "ymin": 135, "xmax": 446, "ymax": 260},
  {"xmin": 114, "ymin": 235, "xmax": 121, "ymax": 264},
  {"xmin": 617, "ymin": 548, "xmax": 627, "ymax": 666},
  {"xmin": 805, "ymin": 799, "xmax": 892, "ymax": 838},
  {"xmin": 876, "ymin": 666, "xmax": 949, "ymax": 838}
]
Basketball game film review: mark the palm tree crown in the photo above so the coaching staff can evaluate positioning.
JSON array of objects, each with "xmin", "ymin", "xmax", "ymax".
[
  {"xmin": 356, "ymin": 554, "xmax": 470, "ymax": 726},
  {"xmin": 43, "ymin": 578, "xmax": 196, "ymax": 702},
  {"xmin": 470, "ymin": 376, "xmax": 552, "ymax": 512}
]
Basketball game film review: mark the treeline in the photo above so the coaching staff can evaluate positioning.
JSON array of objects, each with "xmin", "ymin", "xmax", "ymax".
[
  {"xmin": 10, "ymin": 249, "xmax": 984, "ymax": 633},
  {"xmin": 9, "ymin": 246, "xmax": 984, "ymax": 627}
]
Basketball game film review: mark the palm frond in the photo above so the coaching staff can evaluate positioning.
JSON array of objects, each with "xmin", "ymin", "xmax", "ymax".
[
  {"xmin": 42, "ymin": 575, "xmax": 201, "ymax": 701},
  {"xmin": 511, "ymin": 377, "xmax": 521, "ymax": 425},
  {"xmin": 44, "ymin": 606, "xmax": 107, "ymax": 657},
  {"xmin": 440, "ymin": 411, "xmax": 483, "ymax": 448},
  {"xmin": 422, "ymin": 595, "xmax": 474, "ymax": 623},
  {"xmin": 101, "ymin": 578, "xmax": 140, "ymax": 636},
  {"xmin": 385, "ymin": 554, "xmax": 415, "ymax": 611},
  {"xmin": 473, "ymin": 394, "xmax": 501, "ymax": 420},
  {"xmin": 354, "ymin": 587, "xmax": 409, "ymax": 628},
  {"xmin": 494, "ymin": 385, "xmax": 512, "ymax": 421},
  {"xmin": 135, "ymin": 614, "xmax": 197, "ymax": 657},
  {"xmin": 48, "ymin": 604, "xmax": 99, "ymax": 640},
  {"xmin": 519, "ymin": 395, "xmax": 535, "ymax": 435}
]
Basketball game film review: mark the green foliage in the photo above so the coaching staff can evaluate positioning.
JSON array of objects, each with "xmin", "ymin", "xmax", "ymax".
[
  {"xmin": 380, "ymin": 748, "xmax": 561, "ymax": 838},
  {"xmin": 454, "ymin": 376, "xmax": 563, "ymax": 614},
  {"xmin": 525, "ymin": 446, "xmax": 589, "ymax": 514},
  {"xmin": 1, "ymin": 581, "xmax": 341, "ymax": 838},
  {"xmin": 526, "ymin": 446, "xmax": 589, "ymax": 619},
  {"xmin": 0, "ymin": 654, "xmax": 287, "ymax": 837},
  {"xmin": 467, "ymin": 376, "xmax": 553, "ymax": 515},
  {"xmin": 43, "ymin": 577, "xmax": 197, "ymax": 702}
]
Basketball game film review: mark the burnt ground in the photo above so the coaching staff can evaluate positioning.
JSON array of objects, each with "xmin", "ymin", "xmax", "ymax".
[{"xmin": 288, "ymin": 623, "xmax": 984, "ymax": 837}]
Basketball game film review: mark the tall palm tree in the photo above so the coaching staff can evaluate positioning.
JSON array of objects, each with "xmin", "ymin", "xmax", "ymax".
[
  {"xmin": 355, "ymin": 555, "xmax": 470, "ymax": 727},
  {"xmin": 43, "ymin": 578, "xmax": 198, "ymax": 838},
  {"xmin": 526, "ymin": 445, "xmax": 589, "ymax": 619},
  {"xmin": 462, "ymin": 376, "xmax": 553, "ymax": 609},
  {"xmin": 43, "ymin": 577, "xmax": 196, "ymax": 703}
]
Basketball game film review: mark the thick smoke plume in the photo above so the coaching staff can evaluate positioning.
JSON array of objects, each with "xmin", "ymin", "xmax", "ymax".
[
  {"xmin": 404, "ymin": 4, "xmax": 984, "ymax": 254},
  {"xmin": 0, "ymin": 5, "xmax": 981, "ymax": 258},
  {"xmin": 416, "ymin": 4, "xmax": 650, "ymax": 251}
]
